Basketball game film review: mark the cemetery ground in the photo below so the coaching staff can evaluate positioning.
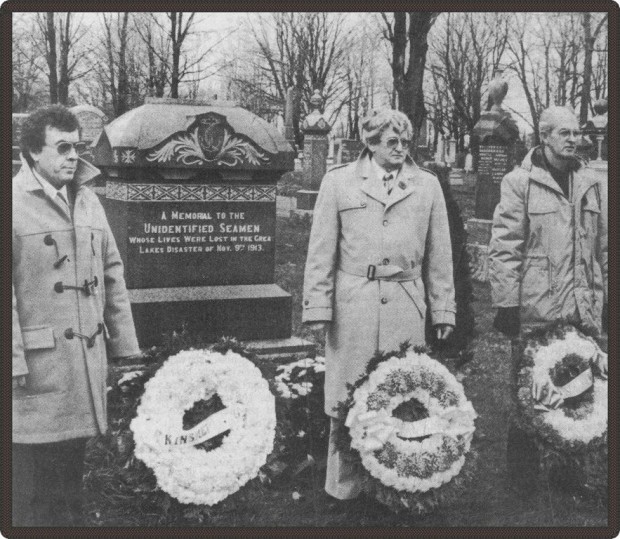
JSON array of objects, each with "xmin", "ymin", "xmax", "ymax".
[{"xmin": 82, "ymin": 174, "xmax": 607, "ymax": 528}]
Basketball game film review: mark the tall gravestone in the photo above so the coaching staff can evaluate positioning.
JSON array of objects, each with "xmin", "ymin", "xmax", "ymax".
[
  {"xmin": 297, "ymin": 89, "xmax": 331, "ymax": 210},
  {"xmin": 467, "ymin": 75, "xmax": 519, "ymax": 282},
  {"xmin": 71, "ymin": 105, "xmax": 107, "ymax": 165},
  {"xmin": 92, "ymin": 98, "xmax": 298, "ymax": 347}
]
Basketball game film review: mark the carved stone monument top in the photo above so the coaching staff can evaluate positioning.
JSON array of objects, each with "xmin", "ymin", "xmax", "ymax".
[
  {"xmin": 301, "ymin": 89, "xmax": 331, "ymax": 134},
  {"xmin": 488, "ymin": 73, "xmax": 509, "ymax": 112}
]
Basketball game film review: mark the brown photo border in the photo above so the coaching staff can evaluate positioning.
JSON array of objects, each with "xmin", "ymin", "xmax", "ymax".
[{"xmin": 1, "ymin": 0, "xmax": 617, "ymax": 537}]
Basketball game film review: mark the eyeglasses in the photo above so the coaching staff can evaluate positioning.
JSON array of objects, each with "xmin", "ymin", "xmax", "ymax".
[
  {"xmin": 384, "ymin": 137, "xmax": 411, "ymax": 149},
  {"xmin": 554, "ymin": 129, "xmax": 581, "ymax": 139},
  {"xmin": 47, "ymin": 141, "xmax": 86, "ymax": 155}
]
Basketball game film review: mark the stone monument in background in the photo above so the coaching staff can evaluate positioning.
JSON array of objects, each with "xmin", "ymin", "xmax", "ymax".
[
  {"xmin": 91, "ymin": 97, "xmax": 312, "ymax": 357},
  {"xmin": 70, "ymin": 104, "xmax": 107, "ymax": 163},
  {"xmin": 467, "ymin": 73, "xmax": 519, "ymax": 282},
  {"xmin": 297, "ymin": 89, "xmax": 331, "ymax": 210}
]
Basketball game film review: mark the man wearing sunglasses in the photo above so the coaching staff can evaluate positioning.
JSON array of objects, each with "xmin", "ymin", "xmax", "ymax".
[
  {"xmin": 12, "ymin": 105, "xmax": 140, "ymax": 525},
  {"xmin": 302, "ymin": 108, "xmax": 455, "ymax": 503}
]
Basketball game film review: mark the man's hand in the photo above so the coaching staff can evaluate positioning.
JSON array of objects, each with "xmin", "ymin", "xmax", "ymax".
[
  {"xmin": 434, "ymin": 324, "xmax": 454, "ymax": 341},
  {"xmin": 12, "ymin": 375, "xmax": 27, "ymax": 390},
  {"xmin": 493, "ymin": 307, "xmax": 520, "ymax": 337}
]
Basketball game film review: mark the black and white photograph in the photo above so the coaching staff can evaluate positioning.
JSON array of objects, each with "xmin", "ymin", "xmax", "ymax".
[{"xmin": 3, "ymin": 4, "xmax": 616, "ymax": 535}]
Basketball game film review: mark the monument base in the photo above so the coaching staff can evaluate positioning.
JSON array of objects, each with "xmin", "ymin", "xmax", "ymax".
[
  {"xmin": 128, "ymin": 284, "xmax": 292, "ymax": 346},
  {"xmin": 466, "ymin": 218, "xmax": 493, "ymax": 283},
  {"xmin": 296, "ymin": 190, "xmax": 319, "ymax": 210},
  {"xmin": 245, "ymin": 336, "xmax": 316, "ymax": 360}
]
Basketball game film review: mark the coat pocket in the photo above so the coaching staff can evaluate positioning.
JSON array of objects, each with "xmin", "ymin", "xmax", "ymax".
[
  {"xmin": 22, "ymin": 326, "xmax": 55, "ymax": 350},
  {"xmin": 15, "ymin": 326, "xmax": 67, "ymax": 399},
  {"xmin": 521, "ymin": 255, "xmax": 553, "ymax": 322},
  {"xmin": 399, "ymin": 280, "xmax": 426, "ymax": 318}
]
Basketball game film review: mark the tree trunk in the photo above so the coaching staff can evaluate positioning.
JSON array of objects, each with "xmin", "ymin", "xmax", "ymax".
[
  {"xmin": 580, "ymin": 13, "xmax": 593, "ymax": 125},
  {"xmin": 390, "ymin": 13, "xmax": 436, "ymax": 155},
  {"xmin": 117, "ymin": 13, "xmax": 130, "ymax": 115},
  {"xmin": 57, "ymin": 13, "xmax": 71, "ymax": 105},
  {"xmin": 46, "ymin": 13, "xmax": 58, "ymax": 104},
  {"xmin": 170, "ymin": 12, "xmax": 180, "ymax": 98}
]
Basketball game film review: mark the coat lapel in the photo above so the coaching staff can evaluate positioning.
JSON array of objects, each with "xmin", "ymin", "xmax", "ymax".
[
  {"xmin": 355, "ymin": 152, "xmax": 388, "ymax": 205},
  {"xmin": 353, "ymin": 150, "xmax": 421, "ymax": 208},
  {"xmin": 385, "ymin": 159, "xmax": 420, "ymax": 211}
]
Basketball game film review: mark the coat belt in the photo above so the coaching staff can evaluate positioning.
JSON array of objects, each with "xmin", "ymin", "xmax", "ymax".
[{"xmin": 338, "ymin": 260, "xmax": 421, "ymax": 281}]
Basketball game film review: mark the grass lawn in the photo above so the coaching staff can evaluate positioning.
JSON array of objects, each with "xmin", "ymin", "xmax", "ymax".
[{"xmin": 82, "ymin": 176, "xmax": 608, "ymax": 528}]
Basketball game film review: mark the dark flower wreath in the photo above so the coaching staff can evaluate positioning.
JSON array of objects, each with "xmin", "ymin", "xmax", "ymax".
[{"xmin": 514, "ymin": 322, "xmax": 608, "ymax": 499}]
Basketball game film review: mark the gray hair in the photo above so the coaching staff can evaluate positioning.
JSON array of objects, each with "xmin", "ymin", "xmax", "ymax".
[
  {"xmin": 362, "ymin": 108, "xmax": 412, "ymax": 146},
  {"xmin": 538, "ymin": 106, "xmax": 578, "ymax": 139}
]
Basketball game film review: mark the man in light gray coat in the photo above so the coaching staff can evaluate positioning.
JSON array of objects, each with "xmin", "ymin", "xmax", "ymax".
[
  {"xmin": 489, "ymin": 106, "xmax": 608, "ymax": 337},
  {"xmin": 303, "ymin": 108, "xmax": 456, "ymax": 501},
  {"xmin": 12, "ymin": 105, "xmax": 141, "ymax": 525},
  {"xmin": 488, "ymin": 105, "xmax": 608, "ymax": 488}
]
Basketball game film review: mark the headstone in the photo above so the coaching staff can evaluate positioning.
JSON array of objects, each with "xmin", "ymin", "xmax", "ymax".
[
  {"xmin": 92, "ymin": 98, "xmax": 297, "ymax": 346},
  {"xmin": 284, "ymin": 86, "xmax": 297, "ymax": 144},
  {"xmin": 337, "ymin": 138, "xmax": 365, "ymax": 165},
  {"xmin": 435, "ymin": 137, "xmax": 445, "ymax": 164},
  {"xmin": 298, "ymin": 89, "xmax": 331, "ymax": 210},
  {"xmin": 12, "ymin": 113, "xmax": 28, "ymax": 177},
  {"xmin": 447, "ymin": 137, "xmax": 457, "ymax": 165},
  {"xmin": 468, "ymin": 73, "xmax": 519, "ymax": 282},
  {"xmin": 70, "ymin": 105, "xmax": 107, "ymax": 163},
  {"xmin": 471, "ymin": 74, "xmax": 519, "ymax": 220}
]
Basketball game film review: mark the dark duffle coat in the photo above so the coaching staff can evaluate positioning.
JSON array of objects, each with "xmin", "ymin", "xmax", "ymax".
[
  {"xmin": 303, "ymin": 151, "xmax": 456, "ymax": 416},
  {"xmin": 12, "ymin": 157, "xmax": 140, "ymax": 443}
]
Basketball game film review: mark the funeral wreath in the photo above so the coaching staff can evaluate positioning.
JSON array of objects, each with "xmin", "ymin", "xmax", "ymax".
[
  {"xmin": 334, "ymin": 344, "xmax": 478, "ymax": 514},
  {"xmin": 131, "ymin": 349, "xmax": 276, "ymax": 506},
  {"xmin": 515, "ymin": 322, "xmax": 608, "ymax": 498}
]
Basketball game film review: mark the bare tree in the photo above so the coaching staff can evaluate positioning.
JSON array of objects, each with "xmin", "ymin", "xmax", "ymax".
[
  {"xmin": 427, "ymin": 12, "xmax": 509, "ymax": 152},
  {"xmin": 33, "ymin": 12, "xmax": 92, "ymax": 105},
  {"xmin": 580, "ymin": 12, "xmax": 608, "ymax": 123},
  {"xmin": 12, "ymin": 15, "xmax": 47, "ymax": 111},
  {"xmin": 380, "ymin": 12, "xmax": 439, "ymax": 153},
  {"xmin": 133, "ymin": 13, "xmax": 225, "ymax": 99},
  {"xmin": 226, "ymin": 13, "xmax": 351, "ymax": 146}
]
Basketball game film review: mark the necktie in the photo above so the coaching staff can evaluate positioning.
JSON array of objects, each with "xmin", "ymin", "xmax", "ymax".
[
  {"xmin": 383, "ymin": 173, "xmax": 394, "ymax": 195},
  {"xmin": 57, "ymin": 191, "xmax": 72, "ymax": 217}
]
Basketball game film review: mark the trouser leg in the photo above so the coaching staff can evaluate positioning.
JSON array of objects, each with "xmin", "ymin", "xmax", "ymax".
[
  {"xmin": 506, "ymin": 337, "xmax": 539, "ymax": 489},
  {"xmin": 325, "ymin": 417, "xmax": 364, "ymax": 500},
  {"xmin": 13, "ymin": 439, "xmax": 88, "ymax": 527},
  {"xmin": 12, "ymin": 444, "xmax": 36, "ymax": 526}
]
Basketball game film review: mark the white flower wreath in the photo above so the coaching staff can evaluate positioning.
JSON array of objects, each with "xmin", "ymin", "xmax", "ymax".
[
  {"xmin": 130, "ymin": 350, "xmax": 276, "ymax": 506},
  {"xmin": 346, "ymin": 351, "xmax": 477, "ymax": 493},
  {"xmin": 526, "ymin": 328, "xmax": 607, "ymax": 444},
  {"xmin": 274, "ymin": 356, "xmax": 325, "ymax": 399}
]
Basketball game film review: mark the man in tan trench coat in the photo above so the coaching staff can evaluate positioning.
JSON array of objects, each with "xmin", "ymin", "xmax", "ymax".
[
  {"xmin": 303, "ymin": 109, "xmax": 456, "ymax": 501},
  {"xmin": 12, "ymin": 105, "xmax": 141, "ymax": 525}
]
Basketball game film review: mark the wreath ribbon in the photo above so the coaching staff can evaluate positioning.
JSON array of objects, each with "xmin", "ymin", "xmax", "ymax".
[
  {"xmin": 159, "ymin": 407, "xmax": 237, "ymax": 447},
  {"xmin": 532, "ymin": 367, "xmax": 593, "ymax": 411},
  {"xmin": 346, "ymin": 407, "xmax": 476, "ymax": 452}
]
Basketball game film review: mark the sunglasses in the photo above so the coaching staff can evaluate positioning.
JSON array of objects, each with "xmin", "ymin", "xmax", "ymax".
[
  {"xmin": 384, "ymin": 137, "xmax": 411, "ymax": 149},
  {"xmin": 48, "ymin": 141, "xmax": 87, "ymax": 155}
]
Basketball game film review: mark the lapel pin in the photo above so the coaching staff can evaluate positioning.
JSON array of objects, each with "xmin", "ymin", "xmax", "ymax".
[{"xmin": 398, "ymin": 180, "xmax": 407, "ymax": 190}]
